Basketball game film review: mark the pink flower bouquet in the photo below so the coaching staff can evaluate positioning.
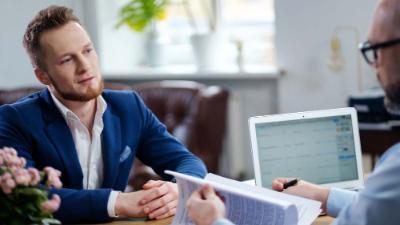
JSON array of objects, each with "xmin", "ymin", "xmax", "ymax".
[{"xmin": 0, "ymin": 147, "xmax": 63, "ymax": 225}]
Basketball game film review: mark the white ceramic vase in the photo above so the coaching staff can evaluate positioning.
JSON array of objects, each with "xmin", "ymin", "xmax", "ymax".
[
  {"xmin": 190, "ymin": 32, "xmax": 224, "ymax": 71},
  {"xmin": 144, "ymin": 24, "xmax": 169, "ymax": 67}
]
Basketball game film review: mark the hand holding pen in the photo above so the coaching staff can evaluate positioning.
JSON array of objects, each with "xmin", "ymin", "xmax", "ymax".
[
  {"xmin": 283, "ymin": 178, "xmax": 298, "ymax": 189},
  {"xmin": 272, "ymin": 178, "xmax": 299, "ymax": 191},
  {"xmin": 272, "ymin": 177, "xmax": 330, "ymax": 213}
]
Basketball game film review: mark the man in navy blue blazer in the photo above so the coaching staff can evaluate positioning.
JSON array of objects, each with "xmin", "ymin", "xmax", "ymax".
[{"xmin": 0, "ymin": 5, "xmax": 206, "ymax": 224}]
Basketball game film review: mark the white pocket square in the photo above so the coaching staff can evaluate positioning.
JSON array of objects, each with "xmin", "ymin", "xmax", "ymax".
[{"xmin": 119, "ymin": 146, "xmax": 131, "ymax": 162}]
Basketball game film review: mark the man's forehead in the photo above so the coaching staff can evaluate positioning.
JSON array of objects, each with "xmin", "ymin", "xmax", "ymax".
[
  {"xmin": 369, "ymin": 0, "xmax": 400, "ymax": 41},
  {"xmin": 39, "ymin": 22, "xmax": 90, "ymax": 55}
]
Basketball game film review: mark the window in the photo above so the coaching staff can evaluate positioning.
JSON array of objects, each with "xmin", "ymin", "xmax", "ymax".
[
  {"xmin": 224, "ymin": 0, "xmax": 275, "ymax": 65},
  {"xmin": 94, "ymin": 0, "xmax": 275, "ymax": 71},
  {"xmin": 164, "ymin": 0, "xmax": 275, "ymax": 66}
]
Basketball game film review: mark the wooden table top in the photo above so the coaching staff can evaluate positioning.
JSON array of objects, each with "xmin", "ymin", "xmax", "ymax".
[{"xmin": 91, "ymin": 215, "xmax": 334, "ymax": 225}]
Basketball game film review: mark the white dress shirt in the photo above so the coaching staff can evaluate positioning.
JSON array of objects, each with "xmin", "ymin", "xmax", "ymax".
[{"xmin": 49, "ymin": 89, "xmax": 119, "ymax": 217}]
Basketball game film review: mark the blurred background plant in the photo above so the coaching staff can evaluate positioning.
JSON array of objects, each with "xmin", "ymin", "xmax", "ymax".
[
  {"xmin": 0, "ymin": 147, "xmax": 62, "ymax": 225},
  {"xmin": 116, "ymin": 0, "xmax": 169, "ymax": 32},
  {"xmin": 116, "ymin": 0, "xmax": 171, "ymax": 67}
]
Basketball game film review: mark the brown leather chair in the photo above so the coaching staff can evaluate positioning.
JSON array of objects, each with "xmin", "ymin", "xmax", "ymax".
[
  {"xmin": 0, "ymin": 87, "xmax": 45, "ymax": 105},
  {"xmin": 0, "ymin": 81, "xmax": 229, "ymax": 190},
  {"xmin": 128, "ymin": 80, "xmax": 228, "ymax": 190},
  {"xmin": 133, "ymin": 81, "xmax": 229, "ymax": 172}
]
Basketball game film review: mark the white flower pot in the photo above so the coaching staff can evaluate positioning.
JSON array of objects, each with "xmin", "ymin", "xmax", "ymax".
[
  {"xmin": 145, "ymin": 29, "xmax": 169, "ymax": 67},
  {"xmin": 190, "ymin": 32, "xmax": 224, "ymax": 71}
]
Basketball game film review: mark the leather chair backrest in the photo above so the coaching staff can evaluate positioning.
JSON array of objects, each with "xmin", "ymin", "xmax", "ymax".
[
  {"xmin": 0, "ymin": 87, "xmax": 44, "ymax": 105},
  {"xmin": 133, "ymin": 80, "xmax": 229, "ymax": 174}
]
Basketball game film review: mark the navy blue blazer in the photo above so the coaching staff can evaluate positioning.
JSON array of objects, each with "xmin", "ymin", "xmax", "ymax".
[{"xmin": 0, "ymin": 89, "xmax": 206, "ymax": 223}]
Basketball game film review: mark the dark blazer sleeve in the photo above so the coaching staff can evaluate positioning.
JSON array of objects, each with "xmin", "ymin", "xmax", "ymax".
[
  {"xmin": 0, "ymin": 105, "xmax": 34, "ymax": 165},
  {"xmin": 50, "ymin": 188, "xmax": 112, "ymax": 224},
  {"xmin": 131, "ymin": 92, "xmax": 207, "ymax": 180}
]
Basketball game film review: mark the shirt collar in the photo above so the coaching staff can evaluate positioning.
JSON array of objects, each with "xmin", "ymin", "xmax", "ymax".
[{"xmin": 48, "ymin": 86, "xmax": 107, "ymax": 121}]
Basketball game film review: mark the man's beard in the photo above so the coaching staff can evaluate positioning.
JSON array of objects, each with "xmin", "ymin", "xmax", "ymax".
[
  {"xmin": 383, "ymin": 79, "xmax": 400, "ymax": 115},
  {"xmin": 52, "ymin": 78, "xmax": 104, "ymax": 102}
]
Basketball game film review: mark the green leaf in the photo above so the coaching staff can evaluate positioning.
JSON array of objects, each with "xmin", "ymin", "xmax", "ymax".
[
  {"xmin": 116, "ymin": 0, "xmax": 169, "ymax": 32},
  {"xmin": 41, "ymin": 218, "xmax": 61, "ymax": 225},
  {"xmin": 14, "ymin": 186, "xmax": 45, "ymax": 196},
  {"xmin": 29, "ymin": 214, "xmax": 45, "ymax": 222}
]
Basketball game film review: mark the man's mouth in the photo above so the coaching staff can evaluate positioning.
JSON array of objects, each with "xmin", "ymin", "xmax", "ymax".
[{"xmin": 78, "ymin": 76, "xmax": 94, "ymax": 84}]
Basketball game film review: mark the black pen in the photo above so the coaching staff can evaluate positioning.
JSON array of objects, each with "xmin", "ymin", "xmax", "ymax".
[{"xmin": 283, "ymin": 178, "xmax": 298, "ymax": 189}]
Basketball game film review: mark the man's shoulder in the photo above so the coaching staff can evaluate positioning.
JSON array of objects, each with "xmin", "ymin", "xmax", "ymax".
[
  {"xmin": 101, "ymin": 89, "xmax": 146, "ymax": 114},
  {"xmin": 0, "ymin": 90, "xmax": 47, "ymax": 126},
  {"xmin": 102, "ymin": 89, "xmax": 140, "ymax": 104},
  {"xmin": 102, "ymin": 89, "xmax": 138, "ymax": 97},
  {"xmin": 101, "ymin": 89, "xmax": 148, "ymax": 124}
]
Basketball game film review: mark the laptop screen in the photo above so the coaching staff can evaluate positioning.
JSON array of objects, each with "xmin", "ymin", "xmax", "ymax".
[{"xmin": 255, "ymin": 114, "xmax": 359, "ymax": 188}]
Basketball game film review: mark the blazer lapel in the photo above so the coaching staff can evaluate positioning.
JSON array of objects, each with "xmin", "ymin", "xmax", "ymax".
[
  {"xmin": 101, "ymin": 105, "xmax": 121, "ymax": 188},
  {"xmin": 40, "ymin": 90, "xmax": 83, "ymax": 189}
]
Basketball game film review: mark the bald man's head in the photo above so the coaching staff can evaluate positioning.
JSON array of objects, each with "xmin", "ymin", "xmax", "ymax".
[
  {"xmin": 367, "ymin": 0, "xmax": 400, "ymax": 111},
  {"xmin": 369, "ymin": 0, "xmax": 400, "ymax": 41}
]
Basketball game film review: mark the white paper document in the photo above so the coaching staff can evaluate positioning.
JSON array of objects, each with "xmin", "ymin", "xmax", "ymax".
[{"xmin": 166, "ymin": 171, "xmax": 321, "ymax": 225}]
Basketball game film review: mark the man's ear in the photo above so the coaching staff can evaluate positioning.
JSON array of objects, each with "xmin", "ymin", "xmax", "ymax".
[{"xmin": 34, "ymin": 67, "xmax": 51, "ymax": 85}]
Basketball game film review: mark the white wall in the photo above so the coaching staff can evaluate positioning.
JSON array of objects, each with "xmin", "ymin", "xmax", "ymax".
[
  {"xmin": 275, "ymin": 0, "xmax": 379, "ymax": 113},
  {"xmin": 0, "ymin": 0, "xmax": 84, "ymax": 88}
]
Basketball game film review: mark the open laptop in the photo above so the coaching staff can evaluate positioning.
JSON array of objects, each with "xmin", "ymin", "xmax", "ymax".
[{"xmin": 248, "ymin": 107, "xmax": 364, "ymax": 190}]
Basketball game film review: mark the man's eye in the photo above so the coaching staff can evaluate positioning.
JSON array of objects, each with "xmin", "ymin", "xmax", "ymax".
[
  {"xmin": 84, "ymin": 48, "xmax": 93, "ymax": 54},
  {"xmin": 60, "ymin": 57, "xmax": 72, "ymax": 64}
]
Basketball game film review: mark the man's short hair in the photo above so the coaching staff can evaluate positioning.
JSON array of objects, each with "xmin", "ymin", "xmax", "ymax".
[{"xmin": 23, "ymin": 5, "xmax": 80, "ymax": 70}]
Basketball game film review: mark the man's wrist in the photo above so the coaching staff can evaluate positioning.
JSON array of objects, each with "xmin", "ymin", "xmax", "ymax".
[
  {"xmin": 315, "ymin": 187, "xmax": 330, "ymax": 213},
  {"xmin": 108, "ymin": 191, "xmax": 122, "ymax": 218},
  {"xmin": 326, "ymin": 187, "xmax": 357, "ymax": 217},
  {"xmin": 115, "ymin": 192, "xmax": 127, "ymax": 217}
]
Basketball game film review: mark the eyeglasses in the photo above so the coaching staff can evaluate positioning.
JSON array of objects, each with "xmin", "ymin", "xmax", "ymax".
[{"xmin": 359, "ymin": 38, "xmax": 400, "ymax": 65}]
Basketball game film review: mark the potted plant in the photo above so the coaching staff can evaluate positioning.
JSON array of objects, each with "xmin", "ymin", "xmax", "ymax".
[{"xmin": 116, "ymin": 0, "xmax": 170, "ymax": 67}]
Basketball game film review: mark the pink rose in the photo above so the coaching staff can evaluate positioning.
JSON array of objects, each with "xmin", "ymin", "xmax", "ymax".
[
  {"xmin": 4, "ymin": 154, "xmax": 18, "ymax": 168},
  {"xmin": 12, "ymin": 168, "xmax": 30, "ymax": 186},
  {"xmin": 41, "ymin": 194, "xmax": 61, "ymax": 214},
  {"xmin": 18, "ymin": 157, "xmax": 26, "ymax": 168},
  {"xmin": 3, "ymin": 147, "xmax": 17, "ymax": 156},
  {"xmin": 0, "ymin": 147, "xmax": 27, "ymax": 169},
  {"xmin": 44, "ymin": 167, "xmax": 62, "ymax": 188},
  {"xmin": 0, "ymin": 172, "xmax": 16, "ymax": 194},
  {"xmin": 27, "ymin": 168, "xmax": 41, "ymax": 186}
]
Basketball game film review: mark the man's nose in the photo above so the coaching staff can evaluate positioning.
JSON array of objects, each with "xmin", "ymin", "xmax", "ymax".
[{"xmin": 77, "ymin": 55, "xmax": 90, "ymax": 74}]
